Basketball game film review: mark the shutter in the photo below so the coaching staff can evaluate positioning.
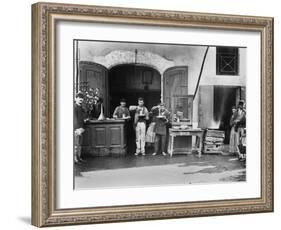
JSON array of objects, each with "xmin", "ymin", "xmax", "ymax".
[
  {"xmin": 163, "ymin": 66, "xmax": 190, "ymax": 120},
  {"xmin": 79, "ymin": 62, "xmax": 108, "ymax": 116}
]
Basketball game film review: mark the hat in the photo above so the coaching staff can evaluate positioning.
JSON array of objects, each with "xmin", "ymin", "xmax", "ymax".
[
  {"xmin": 238, "ymin": 100, "xmax": 244, "ymax": 107},
  {"xmin": 120, "ymin": 98, "xmax": 126, "ymax": 103},
  {"xmin": 75, "ymin": 92, "xmax": 84, "ymax": 99}
]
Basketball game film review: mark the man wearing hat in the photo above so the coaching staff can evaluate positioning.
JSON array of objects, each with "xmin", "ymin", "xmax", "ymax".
[
  {"xmin": 234, "ymin": 100, "xmax": 246, "ymax": 131},
  {"xmin": 229, "ymin": 105, "xmax": 239, "ymax": 154},
  {"xmin": 151, "ymin": 102, "xmax": 170, "ymax": 156},
  {"xmin": 113, "ymin": 98, "xmax": 131, "ymax": 119},
  {"xmin": 74, "ymin": 92, "xmax": 87, "ymax": 163},
  {"xmin": 233, "ymin": 100, "xmax": 246, "ymax": 160},
  {"xmin": 131, "ymin": 97, "xmax": 149, "ymax": 156}
]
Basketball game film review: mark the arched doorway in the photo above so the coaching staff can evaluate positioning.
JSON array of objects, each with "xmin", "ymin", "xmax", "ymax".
[
  {"xmin": 108, "ymin": 64, "xmax": 161, "ymax": 154},
  {"xmin": 108, "ymin": 64, "xmax": 161, "ymax": 115}
]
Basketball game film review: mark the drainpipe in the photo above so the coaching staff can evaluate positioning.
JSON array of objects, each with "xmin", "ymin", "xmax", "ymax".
[
  {"xmin": 161, "ymin": 73, "xmax": 163, "ymax": 103},
  {"xmin": 74, "ymin": 40, "xmax": 80, "ymax": 93},
  {"xmin": 193, "ymin": 46, "xmax": 209, "ymax": 101}
]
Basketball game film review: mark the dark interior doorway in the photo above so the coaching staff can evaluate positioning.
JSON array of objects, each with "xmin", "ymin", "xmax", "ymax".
[
  {"xmin": 214, "ymin": 86, "xmax": 240, "ymax": 144},
  {"xmin": 108, "ymin": 64, "xmax": 161, "ymax": 154}
]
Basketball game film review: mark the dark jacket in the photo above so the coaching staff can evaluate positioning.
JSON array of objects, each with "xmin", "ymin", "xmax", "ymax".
[
  {"xmin": 74, "ymin": 104, "xmax": 85, "ymax": 129},
  {"xmin": 151, "ymin": 107, "xmax": 170, "ymax": 135},
  {"xmin": 235, "ymin": 109, "xmax": 246, "ymax": 128},
  {"xmin": 232, "ymin": 109, "xmax": 246, "ymax": 132}
]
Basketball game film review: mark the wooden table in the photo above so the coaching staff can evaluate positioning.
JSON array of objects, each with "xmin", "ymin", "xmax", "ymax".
[{"xmin": 168, "ymin": 128, "xmax": 204, "ymax": 157}]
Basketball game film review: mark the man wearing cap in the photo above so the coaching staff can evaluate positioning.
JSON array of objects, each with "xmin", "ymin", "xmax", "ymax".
[
  {"xmin": 74, "ymin": 92, "xmax": 87, "ymax": 164},
  {"xmin": 113, "ymin": 98, "xmax": 131, "ymax": 119},
  {"xmin": 132, "ymin": 97, "xmax": 149, "ymax": 156},
  {"xmin": 151, "ymin": 102, "xmax": 170, "ymax": 156}
]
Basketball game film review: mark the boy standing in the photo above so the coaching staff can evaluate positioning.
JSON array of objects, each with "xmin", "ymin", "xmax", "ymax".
[
  {"xmin": 133, "ymin": 97, "xmax": 149, "ymax": 156},
  {"xmin": 74, "ymin": 92, "xmax": 86, "ymax": 163}
]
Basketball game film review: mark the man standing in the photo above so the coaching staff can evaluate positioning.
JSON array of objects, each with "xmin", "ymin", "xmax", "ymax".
[
  {"xmin": 229, "ymin": 106, "xmax": 239, "ymax": 154},
  {"xmin": 113, "ymin": 98, "xmax": 131, "ymax": 119},
  {"xmin": 74, "ymin": 92, "xmax": 86, "ymax": 164},
  {"xmin": 132, "ymin": 97, "xmax": 149, "ymax": 156},
  {"xmin": 151, "ymin": 103, "xmax": 170, "ymax": 156},
  {"xmin": 234, "ymin": 100, "xmax": 246, "ymax": 160}
]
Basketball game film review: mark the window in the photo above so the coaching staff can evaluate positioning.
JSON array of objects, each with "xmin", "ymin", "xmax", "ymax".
[{"xmin": 216, "ymin": 47, "xmax": 239, "ymax": 75}]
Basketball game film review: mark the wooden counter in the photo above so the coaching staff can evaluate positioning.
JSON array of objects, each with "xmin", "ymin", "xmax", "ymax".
[{"xmin": 82, "ymin": 119, "xmax": 127, "ymax": 156}]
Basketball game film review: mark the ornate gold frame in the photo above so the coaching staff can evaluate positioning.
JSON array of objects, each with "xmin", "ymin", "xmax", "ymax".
[{"xmin": 32, "ymin": 2, "xmax": 274, "ymax": 227}]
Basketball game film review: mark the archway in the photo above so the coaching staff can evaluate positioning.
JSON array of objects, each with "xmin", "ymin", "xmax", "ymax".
[
  {"xmin": 108, "ymin": 64, "xmax": 161, "ymax": 154},
  {"xmin": 108, "ymin": 64, "xmax": 161, "ymax": 115},
  {"xmin": 91, "ymin": 50, "xmax": 174, "ymax": 75}
]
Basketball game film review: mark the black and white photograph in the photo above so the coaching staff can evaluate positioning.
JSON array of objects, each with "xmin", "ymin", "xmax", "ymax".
[
  {"xmin": 73, "ymin": 40, "xmax": 247, "ymax": 189},
  {"xmin": 29, "ymin": 1, "xmax": 274, "ymax": 227}
]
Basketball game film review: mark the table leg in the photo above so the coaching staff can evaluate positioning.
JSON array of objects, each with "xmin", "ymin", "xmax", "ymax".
[
  {"xmin": 170, "ymin": 135, "xmax": 174, "ymax": 157},
  {"xmin": 198, "ymin": 134, "xmax": 202, "ymax": 158},
  {"xmin": 168, "ymin": 135, "xmax": 171, "ymax": 156}
]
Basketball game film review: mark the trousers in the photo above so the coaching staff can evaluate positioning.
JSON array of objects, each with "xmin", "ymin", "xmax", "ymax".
[
  {"xmin": 154, "ymin": 134, "xmax": 167, "ymax": 153},
  {"xmin": 136, "ymin": 122, "xmax": 146, "ymax": 154},
  {"xmin": 229, "ymin": 126, "xmax": 244, "ymax": 154},
  {"xmin": 74, "ymin": 133, "xmax": 83, "ymax": 160}
]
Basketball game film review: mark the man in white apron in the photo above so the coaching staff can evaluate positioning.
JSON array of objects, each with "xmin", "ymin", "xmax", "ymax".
[{"xmin": 132, "ymin": 97, "xmax": 149, "ymax": 156}]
